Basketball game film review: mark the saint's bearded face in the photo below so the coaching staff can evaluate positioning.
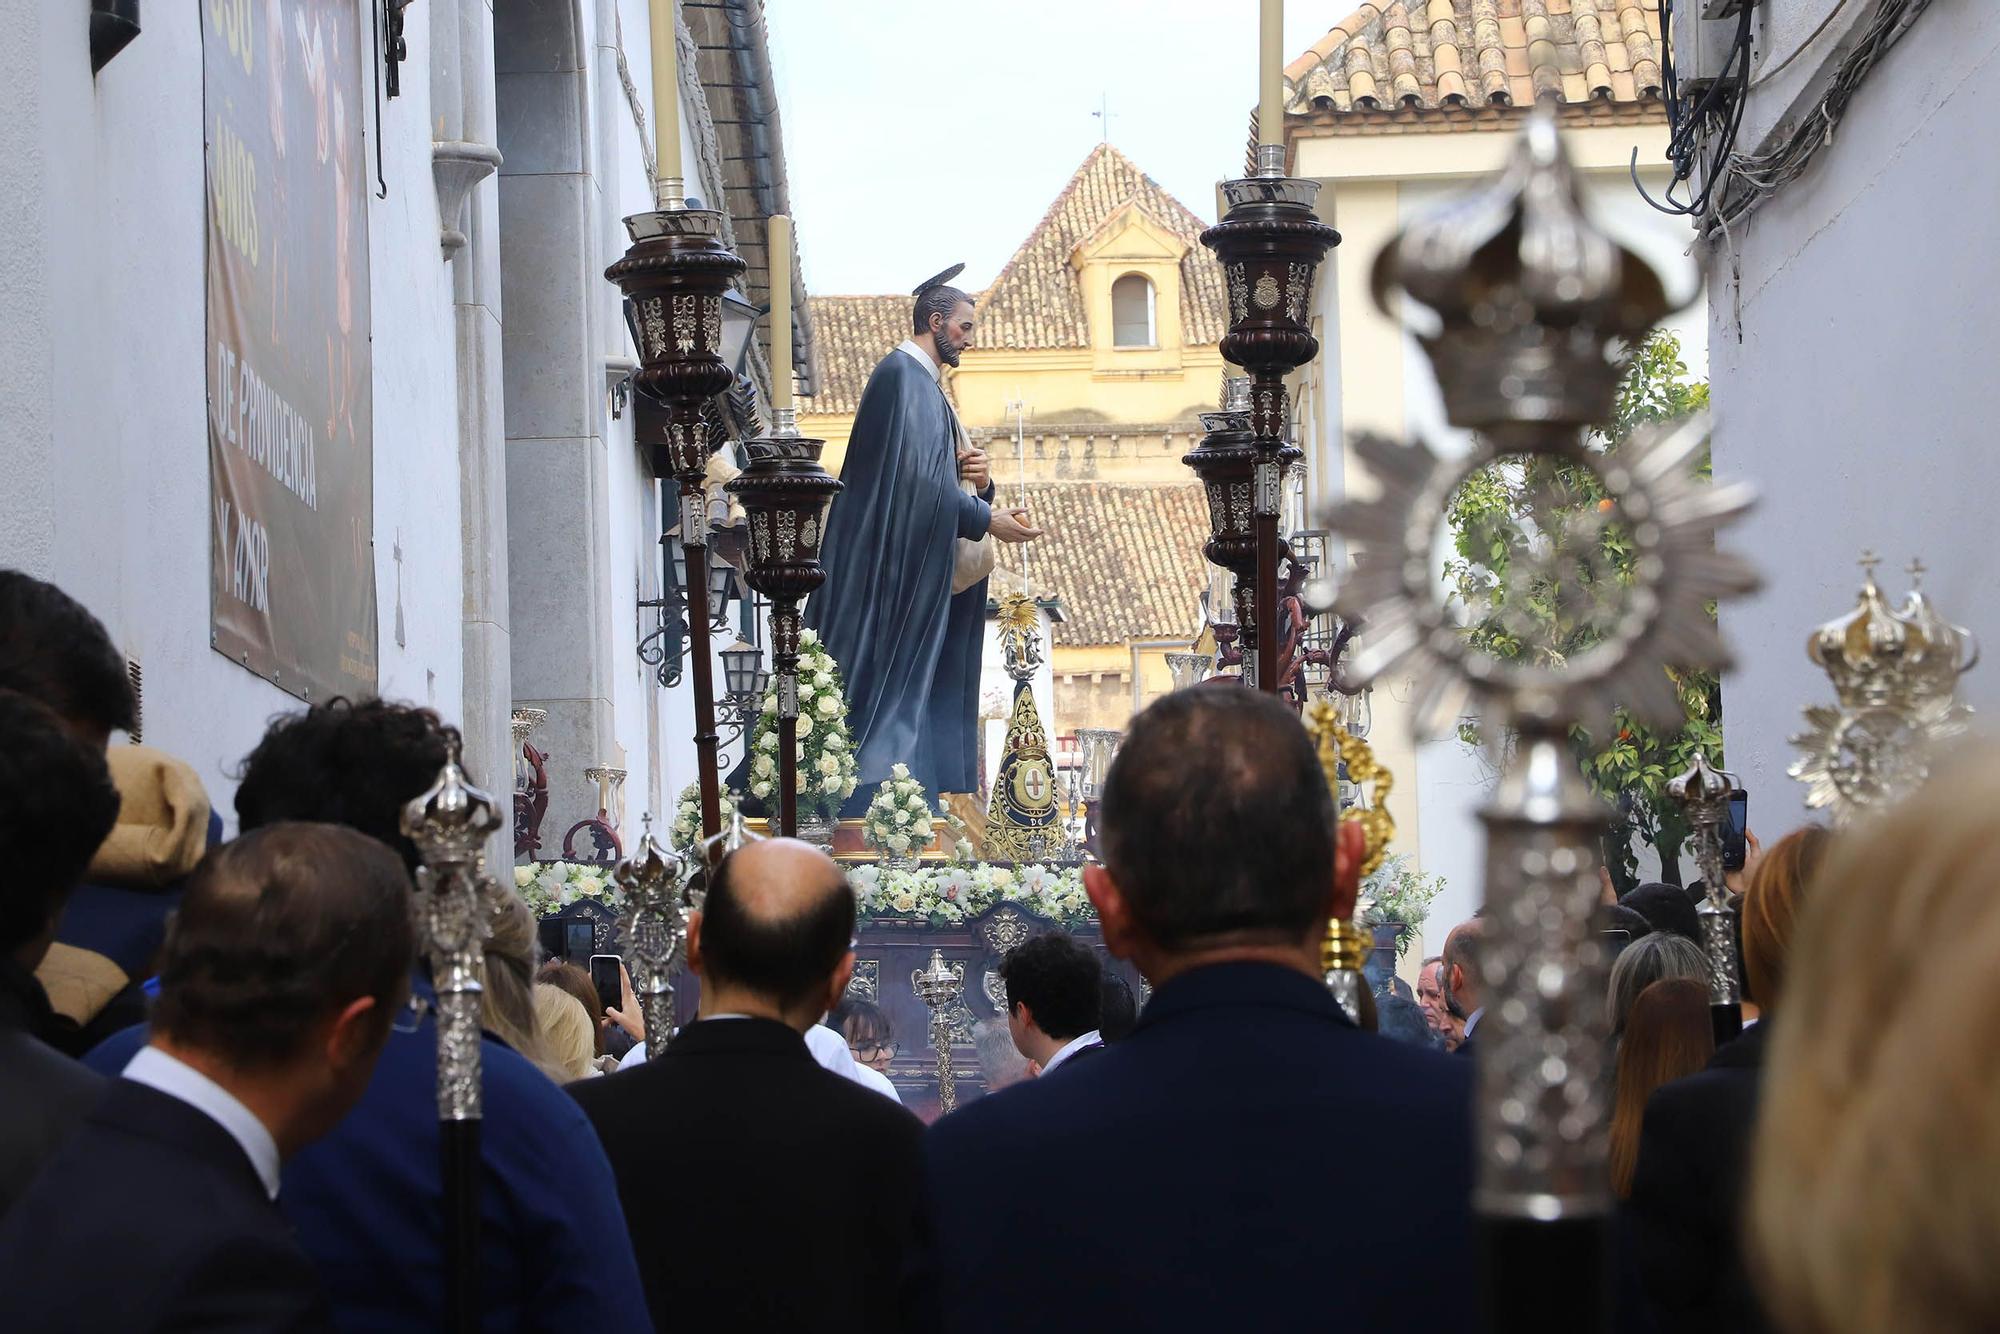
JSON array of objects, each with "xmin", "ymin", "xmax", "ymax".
[{"xmin": 932, "ymin": 301, "xmax": 976, "ymax": 367}]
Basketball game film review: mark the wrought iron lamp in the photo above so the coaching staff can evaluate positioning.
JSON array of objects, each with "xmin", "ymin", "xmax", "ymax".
[
  {"xmin": 1667, "ymin": 752, "xmax": 1745, "ymax": 1045},
  {"xmin": 1321, "ymin": 111, "xmax": 1758, "ymax": 1332},
  {"xmin": 725, "ymin": 413, "xmax": 841, "ymax": 836},
  {"xmin": 1185, "ymin": 378, "xmax": 1261, "ymax": 678},
  {"xmin": 613, "ymin": 820, "xmax": 688, "ymax": 1059},
  {"xmin": 1199, "ymin": 143, "xmax": 1338, "ymax": 696},
  {"xmin": 911, "ymin": 949, "xmax": 966, "ymax": 1115},
  {"xmin": 400, "ymin": 740, "xmax": 504, "ymax": 1334},
  {"xmin": 606, "ymin": 145, "xmax": 747, "ymax": 843}
]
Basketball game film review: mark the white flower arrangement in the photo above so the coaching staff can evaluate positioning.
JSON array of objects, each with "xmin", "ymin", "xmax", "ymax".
[
  {"xmin": 862, "ymin": 764, "xmax": 939, "ymax": 861},
  {"xmin": 668, "ymin": 781, "xmax": 738, "ymax": 854},
  {"xmin": 846, "ymin": 860, "xmax": 1093, "ymax": 928},
  {"xmin": 745, "ymin": 635, "xmax": 858, "ymax": 816},
  {"xmin": 515, "ymin": 860, "xmax": 623, "ymax": 917}
]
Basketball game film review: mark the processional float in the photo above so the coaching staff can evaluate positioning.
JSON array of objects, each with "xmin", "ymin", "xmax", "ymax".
[
  {"xmin": 401, "ymin": 740, "xmax": 505, "ymax": 1334},
  {"xmin": 1319, "ymin": 111, "xmax": 1759, "ymax": 1330}
]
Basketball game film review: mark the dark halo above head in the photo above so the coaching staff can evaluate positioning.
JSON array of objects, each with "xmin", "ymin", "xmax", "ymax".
[{"xmin": 912, "ymin": 262, "xmax": 966, "ymax": 296}]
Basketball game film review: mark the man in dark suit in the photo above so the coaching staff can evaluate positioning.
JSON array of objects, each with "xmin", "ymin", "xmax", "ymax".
[
  {"xmin": 1000, "ymin": 931, "xmax": 1103, "ymax": 1075},
  {"xmin": 0, "ymin": 822, "xmax": 416, "ymax": 1330},
  {"xmin": 1442, "ymin": 917, "xmax": 1486, "ymax": 1056},
  {"xmin": 572, "ymin": 837, "xmax": 923, "ymax": 1332},
  {"xmin": 918, "ymin": 687, "xmax": 1477, "ymax": 1330},
  {"xmin": 0, "ymin": 689, "xmax": 121, "ymax": 1213}
]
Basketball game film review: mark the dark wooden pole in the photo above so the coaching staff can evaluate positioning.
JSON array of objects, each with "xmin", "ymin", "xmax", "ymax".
[{"xmin": 681, "ymin": 485, "xmax": 723, "ymax": 841}]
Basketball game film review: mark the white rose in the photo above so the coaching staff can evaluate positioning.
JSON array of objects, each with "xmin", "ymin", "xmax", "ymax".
[
  {"xmin": 818, "ymin": 755, "xmax": 839, "ymax": 777},
  {"xmin": 752, "ymin": 779, "xmax": 773, "ymax": 798},
  {"xmin": 761, "ymin": 695, "xmax": 777, "ymax": 716},
  {"xmin": 822, "ymin": 775, "xmax": 843, "ymax": 794},
  {"xmin": 888, "ymin": 834, "xmax": 910, "ymax": 853},
  {"xmin": 797, "ymin": 681, "xmax": 815, "ymax": 704},
  {"xmin": 816, "ymin": 694, "xmax": 838, "ymax": 717},
  {"xmin": 513, "ymin": 866, "xmax": 534, "ymax": 889},
  {"xmin": 814, "ymin": 671, "xmax": 833, "ymax": 690},
  {"xmin": 800, "ymin": 628, "xmax": 820, "ymax": 647},
  {"xmin": 753, "ymin": 754, "xmax": 775, "ymax": 777},
  {"xmin": 797, "ymin": 712, "xmax": 814, "ymax": 736},
  {"xmin": 890, "ymin": 763, "xmax": 910, "ymax": 780},
  {"xmin": 758, "ymin": 730, "xmax": 778, "ymax": 752},
  {"xmin": 893, "ymin": 808, "xmax": 911, "ymax": 827},
  {"xmin": 891, "ymin": 890, "xmax": 917, "ymax": 913},
  {"xmin": 826, "ymin": 733, "xmax": 847, "ymax": 752}
]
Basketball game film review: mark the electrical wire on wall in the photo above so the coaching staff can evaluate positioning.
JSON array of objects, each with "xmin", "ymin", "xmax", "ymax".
[{"xmin": 1637, "ymin": 0, "xmax": 1938, "ymax": 239}]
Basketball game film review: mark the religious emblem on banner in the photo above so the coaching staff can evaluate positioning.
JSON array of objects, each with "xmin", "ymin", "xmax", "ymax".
[{"xmin": 985, "ymin": 681, "xmax": 1062, "ymax": 863}]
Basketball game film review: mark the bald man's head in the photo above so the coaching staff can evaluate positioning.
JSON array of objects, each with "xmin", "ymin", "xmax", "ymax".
[{"xmin": 697, "ymin": 839, "xmax": 856, "ymax": 1011}]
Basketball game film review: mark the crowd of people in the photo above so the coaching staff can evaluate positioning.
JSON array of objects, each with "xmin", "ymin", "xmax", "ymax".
[{"xmin": 1, "ymin": 564, "xmax": 1996, "ymax": 1332}]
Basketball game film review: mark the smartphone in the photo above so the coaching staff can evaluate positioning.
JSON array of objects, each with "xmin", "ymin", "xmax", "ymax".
[
  {"xmin": 590, "ymin": 954, "xmax": 623, "ymax": 1013},
  {"xmin": 564, "ymin": 921, "xmax": 594, "ymax": 965},
  {"xmin": 1601, "ymin": 928, "xmax": 1633, "ymax": 960},
  {"xmin": 1723, "ymin": 789, "xmax": 1749, "ymax": 872},
  {"xmin": 536, "ymin": 918, "xmax": 567, "ymax": 962}
]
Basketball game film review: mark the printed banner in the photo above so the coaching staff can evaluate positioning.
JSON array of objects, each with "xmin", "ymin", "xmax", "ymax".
[{"xmin": 205, "ymin": 0, "xmax": 375, "ymax": 701}]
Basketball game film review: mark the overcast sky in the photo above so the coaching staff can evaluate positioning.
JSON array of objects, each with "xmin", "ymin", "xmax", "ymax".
[{"xmin": 764, "ymin": 0, "xmax": 1335, "ymax": 295}]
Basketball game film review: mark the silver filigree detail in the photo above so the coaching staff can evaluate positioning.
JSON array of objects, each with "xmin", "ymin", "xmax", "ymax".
[
  {"xmin": 613, "ymin": 825, "xmax": 689, "ymax": 1061},
  {"xmin": 701, "ymin": 296, "xmax": 722, "ymax": 352},
  {"xmin": 912, "ymin": 949, "xmax": 966, "ymax": 1114},
  {"xmin": 640, "ymin": 298, "xmax": 670, "ymax": 359},
  {"xmin": 751, "ymin": 514, "xmax": 771, "ymax": 565},
  {"xmin": 980, "ymin": 905, "xmax": 1032, "ymax": 956},
  {"xmin": 776, "ymin": 509, "xmax": 798, "ymax": 558},
  {"xmin": 845, "ymin": 959, "xmax": 880, "ymax": 1002},
  {"xmin": 800, "ymin": 517, "xmax": 818, "ymax": 552},
  {"xmin": 1252, "ymin": 272, "xmax": 1281, "ymax": 310},
  {"xmin": 1285, "ymin": 262, "xmax": 1313, "ymax": 323},
  {"xmin": 1227, "ymin": 264, "xmax": 1250, "ymax": 324},
  {"xmin": 1668, "ymin": 752, "xmax": 1742, "ymax": 1005},
  {"xmin": 671, "ymin": 294, "xmax": 699, "ymax": 354}
]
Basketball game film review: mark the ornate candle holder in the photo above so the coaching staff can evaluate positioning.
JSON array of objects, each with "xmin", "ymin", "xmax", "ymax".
[
  {"xmin": 1789, "ymin": 553, "xmax": 1978, "ymax": 824},
  {"xmin": 1320, "ymin": 110, "xmax": 1757, "ymax": 1328},
  {"xmin": 1304, "ymin": 698, "xmax": 1395, "ymax": 1024},
  {"xmin": 1165, "ymin": 650, "xmax": 1214, "ymax": 691},
  {"xmin": 725, "ymin": 418, "xmax": 842, "ymax": 836},
  {"xmin": 1667, "ymin": 752, "xmax": 1744, "ymax": 1044},
  {"xmin": 612, "ymin": 818, "xmax": 689, "ymax": 1060},
  {"xmin": 400, "ymin": 739, "xmax": 504, "ymax": 1334},
  {"xmin": 1201, "ymin": 148, "xmax": 1338, "ymax": 695},
  {"xmin": 1185, "ymin": 377, "xmax": 1262, "ymax": 680},
  {"xmin": 607, "ymin": 201, "xmax": 747, "ymax": 841},
  {"xmin": 911, "ymin": 948, "xmax": 966, "ymax": 1114}
]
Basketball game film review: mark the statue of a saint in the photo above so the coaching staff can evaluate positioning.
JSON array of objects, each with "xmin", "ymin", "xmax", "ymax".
[{"xmin": 803, "ymin": 265, "xmax": 1043, "ymax": 813}]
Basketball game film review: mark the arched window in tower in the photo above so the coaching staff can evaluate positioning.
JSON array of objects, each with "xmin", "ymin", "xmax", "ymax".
[{"xmin": 1111, "ymin": 274, "xmax": 1155, "ymax": 348}]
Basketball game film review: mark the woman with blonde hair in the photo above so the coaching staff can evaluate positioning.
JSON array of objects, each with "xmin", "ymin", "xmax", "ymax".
[
  {"xmin": 1609, "ymin": 978, "xmax": 1713, "ymax": 1197},
  {"xmin": 533, "ymin": 984, "xmax": 600, "ymax": 1083},
  {"xmin": 480, "ymin": 892, "xmax": 562, "ymax": 1082},
  {"xmin": 1750, "ymin": 746, "xmax": 2000, "ymax": 1334}
]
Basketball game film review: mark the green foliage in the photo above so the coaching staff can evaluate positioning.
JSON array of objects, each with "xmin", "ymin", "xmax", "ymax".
[
  {"xmin": 1444, "ymin": 332, "xmax": 1716, "ymax": 887},
  {"xmin": 1362, "ymin": 854, "xmax": 1448, "ymax": 960}
]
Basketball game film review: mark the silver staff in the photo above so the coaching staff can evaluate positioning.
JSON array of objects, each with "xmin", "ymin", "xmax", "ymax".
[
  {"xmin": 1668, "ymin": 753, "xmax": 1744, "ymax": 1044},
  {"xmin": 400, "ymin": 738, "xmax": 503, "ymax": 1334},
  {"xmin": 912, "ymin": 949, "xmax": 965, "ymax": 1115},
  {"xmin": 1322, "ymin": 109, "xmax": 1758, "ymax": 1330},
  {"xmin": 613, "ymin": 818, "xmax": 689, "ymax": 1061}
]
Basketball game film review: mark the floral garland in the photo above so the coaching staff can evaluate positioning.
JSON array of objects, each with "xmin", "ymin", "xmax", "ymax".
[
  {"xmin": 746, "ymin": 628, "xmax": 859, "ymax": 820},
  {"xmin": 861, "ymin": 764, "xmax": 937, "ymax": 858},
  {"xmin": 846, "ymin": 862, "xmax": 1094, "ymax": 928},
  {"xmin": 515, "ymin": 861, "xmax": 623, "ymax": 917},
  {"xmin": 668, "ymin": 781, "xmax": 739, "ymax": 855}
]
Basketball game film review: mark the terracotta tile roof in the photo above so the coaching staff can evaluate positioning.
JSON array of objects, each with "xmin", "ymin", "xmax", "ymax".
[
  {"xmin": 1283, "ymin": 0, "xmax": 1664, "ymax": 120},
  {"xmin": 801, "ymin": 295, "xmax": 912, "ymax": 416},
  {"xmin": 978, "ymin": 144, "xmax": 1229, "ymax": 351},
  {"xmin": 994, "ymin": 483, "xmax": 1210, "ymax": 648}
]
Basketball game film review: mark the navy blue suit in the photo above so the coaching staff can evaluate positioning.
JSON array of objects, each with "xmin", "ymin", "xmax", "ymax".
[
  {"xmin": 0, "ymin": 1079, "xmax": 328, "ymax": 1331},
  {"xmin": 87, "ymin": 974, "xmax": 651, "ymax": 1333},
  {"xmin": 917, "ymin": 962, "xmax": 1478, "ymax": 1331}
]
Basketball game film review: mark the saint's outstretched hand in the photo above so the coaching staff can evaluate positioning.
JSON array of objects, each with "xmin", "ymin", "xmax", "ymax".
[{"xmin": 989, "ymin": 508, "xmax": 1045, "ymax": 544}]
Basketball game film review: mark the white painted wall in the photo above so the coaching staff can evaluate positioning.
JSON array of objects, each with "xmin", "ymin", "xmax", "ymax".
[
  {"xmin": 0, "ymin": 2, "xmax": 460, "ymax": 824},
  {"xmin": 1709, "ymin": 4, "xmax": 2000, "ymax": 823}
]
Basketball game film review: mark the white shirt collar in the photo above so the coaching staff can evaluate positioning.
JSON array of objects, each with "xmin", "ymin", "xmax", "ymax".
[
  {"xmin": 123, "ymin": 1045, "xmax": 283, "ymax": 1200},
  {"xmin": 1465, "ymin": 1007, "xmax": 1485, "ymax": 1037},
  {"xmin": 897, "ymin": 338, "xmax": 943, "ymax": 383},
  {"xmin": 1041, "ymin": 1029, "xmax": 1102, "ymax": 1075}
]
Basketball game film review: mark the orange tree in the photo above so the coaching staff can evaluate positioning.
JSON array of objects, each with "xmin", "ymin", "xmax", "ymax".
[{"xmin": 1444, "ymin": 332, "xmax": 1715, "ymax": 889}]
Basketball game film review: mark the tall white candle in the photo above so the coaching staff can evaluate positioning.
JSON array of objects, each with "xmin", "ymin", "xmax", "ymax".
[
  {"xmin": 768, "ymin": 214, "xmax": 793, "ymax": 410},
  {"xmin": 1260, "ymin": 0, "xmax": 1284, "ymax": 148},
  {"xmin": 651, "ymin": 0, "xmax": 683, "ymax": 190}
]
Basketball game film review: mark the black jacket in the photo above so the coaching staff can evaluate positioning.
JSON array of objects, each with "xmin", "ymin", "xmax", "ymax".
[
  {"xmin": 917, "ymin": 962, "xmax": 1478, "ymax": 1331},
  {"xmin": 1626, "ymin": 1021, "xmax": 1773, "ymax": 1334},
  {"xmin": 0, "ymin": 1077, "xmax": 328, "ymax": 1330},
  {"xmin": 570, "ymin": 1017, "xmax": 923, "ymax": 1333},
  {"xmin": 0, "ymin": 957, "xmax": 104, "ymax": 1216}
]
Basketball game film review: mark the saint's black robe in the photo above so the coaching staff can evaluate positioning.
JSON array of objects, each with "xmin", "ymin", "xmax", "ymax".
[{"xmin": 804, "ymin": 348, "xmax": 992, "ymax": 806}]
